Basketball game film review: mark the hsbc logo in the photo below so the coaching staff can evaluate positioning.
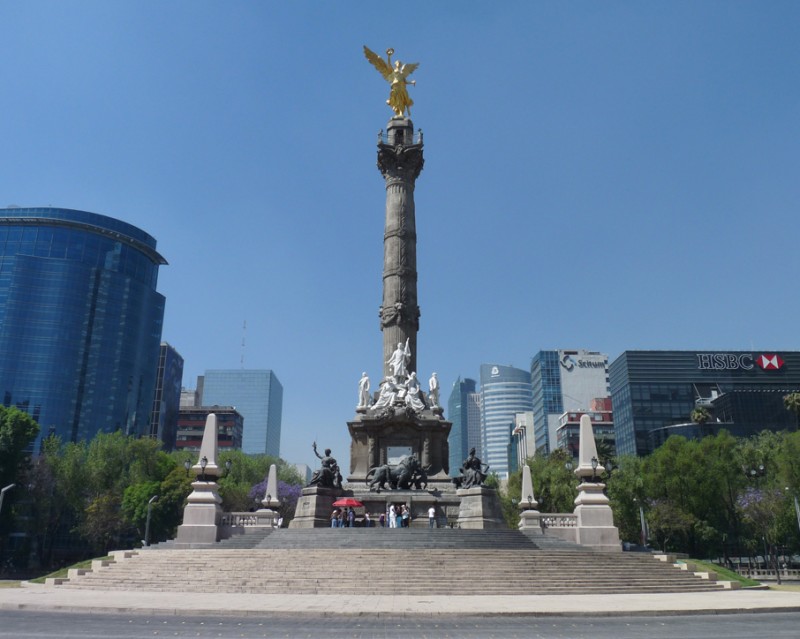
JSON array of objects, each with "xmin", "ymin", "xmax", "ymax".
[
  {"xmin": 696, "ymin": 353, "xmax": 785, "ymax": 371},
  {"xmin": 756, "ymin": 354, "xmax": 784, "ymax": 370}
]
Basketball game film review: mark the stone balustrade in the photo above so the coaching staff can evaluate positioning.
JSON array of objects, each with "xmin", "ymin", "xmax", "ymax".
[{"xmin": 220, "ymin": 511, "xmax": 277, "ymax": 530}]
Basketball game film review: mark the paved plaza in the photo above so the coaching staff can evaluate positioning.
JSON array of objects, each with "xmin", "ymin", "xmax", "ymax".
[{"xmin": 1, "ymin": 582, "xmax": 800, "ymax": 618}]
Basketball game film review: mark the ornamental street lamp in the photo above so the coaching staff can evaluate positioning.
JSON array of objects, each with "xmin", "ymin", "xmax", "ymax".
[
  {"xmin": 183, "ymin": 459, "xmax": 192, "ymax": 476},
  {"xmin": 0, "ymin": 484, "xmax": 15, "ymax": 519},
  {"xmin": 199, "ymin": 456, "xmax": 208, "ymax": 482}
]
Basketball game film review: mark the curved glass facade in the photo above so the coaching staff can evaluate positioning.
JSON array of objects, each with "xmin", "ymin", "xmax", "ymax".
[
  {"xmin": 0, "ymin": 207, "xmax": 166, "ymax": 447},
  {"xmin": 479, "ymin": 364, "xmax": 534, "ymax": 479}
]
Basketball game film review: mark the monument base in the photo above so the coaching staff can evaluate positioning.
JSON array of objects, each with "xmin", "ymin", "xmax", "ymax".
[
  {"xmin": 518, "ymin": 508, "xmax": 542, "ymax": 532},
  {"xmin": 290, "ymin": 486, "xmax": 341, "ymax": 528},
  {"xmin": 574, "ymin": 483, "xmax": 621, "ymax": 552},
  {"xmin": 456, "ymin": 486, "xmax": 505, "ymax": 529},
  {"xmin": 175, "ymin": 481, "xmax": 223, "ymax": 545}
]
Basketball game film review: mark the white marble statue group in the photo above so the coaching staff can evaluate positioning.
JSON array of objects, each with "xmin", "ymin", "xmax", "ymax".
[{"xmin": 357, "ymin": 339, "xmax": 440, "ymax": 414}]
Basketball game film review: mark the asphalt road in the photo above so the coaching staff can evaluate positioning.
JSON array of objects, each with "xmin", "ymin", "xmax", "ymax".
[{"xmin": 2, "ymin": 611, "xmax": 800, "ymax": 638}]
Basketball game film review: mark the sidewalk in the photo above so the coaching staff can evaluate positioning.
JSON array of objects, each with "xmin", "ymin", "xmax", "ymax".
[{"xmin": 1, "ymin": 583, "xmax": 800, "ymax": 617}]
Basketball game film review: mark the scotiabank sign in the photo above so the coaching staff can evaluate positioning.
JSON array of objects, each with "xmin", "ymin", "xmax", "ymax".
[{"xmin": 696, "ymin": 353, "xmax": 784, "ymax": 371}]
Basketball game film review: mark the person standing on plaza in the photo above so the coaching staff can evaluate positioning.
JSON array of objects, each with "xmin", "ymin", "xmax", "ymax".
[
  {"xmin": 389, "ymin": 504, "xmax": 397, "ymax": 528},
  {"xmin": 348, "ymin": 507, "xmax": 355, "ymax": 528},
  {"xmin": 428, "ymin": 505, "xmax": 436, "ymax": 528},
  {"xmin": 331, "ymin": 509, "xmax": 338, "ymax": 528}
]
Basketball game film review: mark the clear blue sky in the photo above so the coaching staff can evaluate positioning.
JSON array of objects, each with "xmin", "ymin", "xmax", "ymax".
[{"xmin": 1, "ymin": 2, "xmax": 798, "ymax": 471}]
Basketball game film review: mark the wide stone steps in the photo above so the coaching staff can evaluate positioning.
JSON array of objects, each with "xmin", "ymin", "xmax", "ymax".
[{"xmin": 60, "ymin": 544, "xmax": 725, "ymax": 595}]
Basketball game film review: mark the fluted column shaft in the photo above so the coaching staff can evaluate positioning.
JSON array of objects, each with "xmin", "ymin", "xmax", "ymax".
[{"xmin": 377, "ymin": 118, "xmax": 424, "ymax": 378}]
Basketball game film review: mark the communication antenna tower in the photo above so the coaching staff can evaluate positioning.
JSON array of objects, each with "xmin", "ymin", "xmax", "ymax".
[{"xmin": 241, "ymin": 320, "xmax": 247, "ymax": 368}]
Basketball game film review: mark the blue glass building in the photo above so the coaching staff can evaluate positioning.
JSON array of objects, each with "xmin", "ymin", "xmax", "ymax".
[
  {"xmin": 447, "ymin": 377, "xmax": 477, "ymax": 477},
  {"xmin": 0, "ymin": 207, "xmax": 167, "ymax": 448},
  {"xmin": 201, "ymin": 369, "xmax": 283, "ymax": 456},
  {"xmin": 149, "ymin": 343, "xmax": 184, "ymax": 451},
  {"xmin": 479, "ymin": 364, "xmax": 534, "ymax": 479}
]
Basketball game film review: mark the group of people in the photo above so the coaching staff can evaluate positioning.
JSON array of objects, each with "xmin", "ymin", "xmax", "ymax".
[
  {"xmin": 328, "ymin": 504, "xmax": 440, "ymax": 529},
  {"xmin": 330, "ymin": 507, "xmax": 356, "ymax": 528},
  {"xmin": 384, "ymin": 503, "xmax": 411, "ymax": 528}
]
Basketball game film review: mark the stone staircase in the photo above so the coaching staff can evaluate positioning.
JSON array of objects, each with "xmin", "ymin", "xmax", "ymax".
[{"xmin": 52, "ymin": 528, "xmax": 736, "ymax": 595}]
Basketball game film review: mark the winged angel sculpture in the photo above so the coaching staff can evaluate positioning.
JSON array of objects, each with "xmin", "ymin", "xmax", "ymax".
[{"xmin": 364, "ymin": 46, "xmax": 419, "ymax": 118}]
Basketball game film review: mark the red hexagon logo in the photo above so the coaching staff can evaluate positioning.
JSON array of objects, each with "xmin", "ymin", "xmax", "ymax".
[{"xmin": 756, "ymin": 354, "xmax": 784, "ymax": 370}]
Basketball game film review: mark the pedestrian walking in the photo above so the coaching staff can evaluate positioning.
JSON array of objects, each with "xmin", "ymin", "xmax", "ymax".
[{"xmin": 428, "ymin": 505, "xmax": 436, "ymax": 528}]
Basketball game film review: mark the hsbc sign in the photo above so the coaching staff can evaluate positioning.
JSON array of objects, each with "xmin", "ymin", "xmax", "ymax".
[
  {"xmin": 696, "ymin": 353, "xmax": 785, "ymax": 371},
  {"xmin": 756, "ymin": 354, "xmax": 784, "ymax": 370}
]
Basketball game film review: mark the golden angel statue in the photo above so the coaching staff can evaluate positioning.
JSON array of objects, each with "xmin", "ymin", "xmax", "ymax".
[{"xmin": 363, "ymin": 46, "xmax": 419, "ymax": 118}]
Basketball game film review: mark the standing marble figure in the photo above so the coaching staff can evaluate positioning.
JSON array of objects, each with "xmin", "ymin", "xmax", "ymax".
[
  {"xmin": 387, "ymin": 338, "xmax": 411, "ymax": 379},
  {"xmin": 358, "ymin": 372, "xmax": 370, "ymax": 408},
  {"xmin": 428, "ymin": 372, "xmax": 440, "ymax": 408}
]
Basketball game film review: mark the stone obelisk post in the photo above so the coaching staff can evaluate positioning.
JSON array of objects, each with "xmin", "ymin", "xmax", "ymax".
[{"xmin": 377, "ymin": 118, "xmax": 424, "ymax": 377}]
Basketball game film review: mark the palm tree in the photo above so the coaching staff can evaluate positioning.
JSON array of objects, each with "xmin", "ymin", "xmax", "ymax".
[
  {"xmin": 783, "ymin": 392, "xmax": 800, "ymax": 432},
  {"xmin": 691, "ymin": 406, "xmax": 711, "ymax": 425}
]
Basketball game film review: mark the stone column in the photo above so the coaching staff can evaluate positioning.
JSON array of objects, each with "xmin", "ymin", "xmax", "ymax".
[{"xmin": 377, "ymin": 118, "xmax": 424, "ymax": 378}]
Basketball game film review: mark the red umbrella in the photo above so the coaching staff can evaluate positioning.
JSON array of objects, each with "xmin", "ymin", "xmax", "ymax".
[{"xmin": 332, "ymin": 497, "xmax": 364, "ymax": 508}]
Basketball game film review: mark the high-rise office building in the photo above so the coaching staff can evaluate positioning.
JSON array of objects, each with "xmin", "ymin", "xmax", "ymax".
[
  {"xmin": 530, "ymin": 349, "xmax": 610, "ymax": 455},
  {"xmin": 175, "ymin": 406, "xmax": 243, "ymax": 454},
  {"xmin": 610, "ymin": 350, "xmax": 800, "ymax": 456},
  {"xmin": 511, "ymin": 411, "xmax": 534, "ymax": 467},
  {"xmin": 0, "ymin": 207, "xmax": 166, "ymax": 448},
  {"xmin": 149, "ymin": 343, "xmax": 184, "ymax": 451},
  {"xmin": 200, "ymin": 369, "xmax": 283, "ymax": 456},
  {"xmin": 556, "ymin": 398, "xmax": 615, "ymax": 460},
  {"xmin": 447, "ymin": 377, "xmax": 477, "ymax": 476},
  {"xmin": 479, "ymin": 364, "xmax": 534, "ymax": 479}
]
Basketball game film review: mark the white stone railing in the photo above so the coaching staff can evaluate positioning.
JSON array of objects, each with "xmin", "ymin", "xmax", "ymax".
[
  {"xmin": 220, "ymin": 511, "xmax": 275, "ymax": 529},
  {"xmin": 540, "ymin": 513, "xmax": 578, "ymax": 529}
]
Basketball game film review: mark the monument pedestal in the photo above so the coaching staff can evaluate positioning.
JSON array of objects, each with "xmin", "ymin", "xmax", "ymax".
[
  {"xmin": 289, "ymin": 486, "xmax": 341, "ymax": 528},
  {"xmin": 347, "ymin": 409, "xmax": 451, "ymax": 490},
  {"xmin": 176, "ymin": 481, "xmax": 223, "ymax": 545},
  {"xmin": 518, "ymin": 508, "xmax": 542, "ymax": 532},
  {"xmin": 574, "ymin": 482, "xmax": 621, "ymax": 552},
  {"xmin": 456, "ymin": 487, "xmax": 505, "ymax": 529}
]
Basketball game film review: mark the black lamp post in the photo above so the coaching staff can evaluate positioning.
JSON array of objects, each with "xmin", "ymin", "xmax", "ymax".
[
  {"xmin": 183, "ymin": 459, "xmax": 191, "ymax": 476},
  {"xmin": 591, "ymin": 456, "xmax": 599, "ymax": 482},
  {"xmin": 0, "ymin": 484, "xmax": 15, "ymax": 519},
  {"xmin": 199, "ymin": 456, "xmax": 208, "ymax": 482},
  {"xmin": 225, "ymin": 459, "xmax": 232, "ymax": 476}
]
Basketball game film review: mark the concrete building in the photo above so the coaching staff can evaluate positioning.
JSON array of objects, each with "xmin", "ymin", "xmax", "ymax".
[
  {"xmin": 555, "ymin": 398, "xmax": 615, "ymax": 460},
  {"xmin": 149, "ymin": 343, "xmax": 184, "ymax": 451},
  {"xmin": 175, "ymin": 405, "xmax": 243, "ymax": 454},
  {"xmin": 530, "ymin": 349, "xmax": 610, "ymax": 455},
  {"xmin": 610, "ymin": 350, "xmax": 800, "ymax": 456},
  {"xmin": 479, "ymin": 364, "xmax": 534, "ymax": 479},
  {"xmin": 511, "ymin": 411, "xmax": 535, "ymax": 468},
  {"xmin": 200, "ymin": 369, "xmax": 283, "ymax": 456},
  {"xmin": 0, "ymin": 207, "xmax": 166, "ymax": 449}
]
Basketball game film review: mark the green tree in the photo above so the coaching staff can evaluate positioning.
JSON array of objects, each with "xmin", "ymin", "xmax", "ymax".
[
  {"xmin": 647, "ymin": 499, "xmax": 696, "ymax": 552},
  {"xmin": 528, "ymin": 448, "xmax": 578, "ymax": 514},
  {"xmin": 690, "ymin": 406, "xmax": 711, "ymax": 425},
  {"xmin": 606, "ymin": 455, "xmax": 646, "ymax": 544},
  {"xmin": 0, "ymin": 405, "xmax": 40, "ymax": 492},
  {"xmin": 783, "ymin": 393, "xmax": 800, "ymax": 432}
]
